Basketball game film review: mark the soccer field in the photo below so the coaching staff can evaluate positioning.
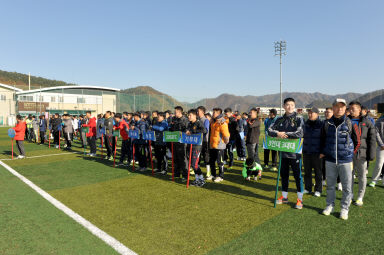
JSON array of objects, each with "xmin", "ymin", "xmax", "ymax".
[{"xmin": 0, "ymin": 127, "xmax": 383, "ymax": 255}]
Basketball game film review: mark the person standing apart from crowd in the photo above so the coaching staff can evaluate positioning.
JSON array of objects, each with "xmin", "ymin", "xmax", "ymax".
[
  {"xmin": 208, "ymin": 108, "xmax": 230, "ymax": 183},
  {"xmin": 268, "ymin": 98, "xmax": 305, "ymax": 210},
  {"xmin": 303, "ymin": 107, "xmax": 324, "ymax": 197},
  {"xmin": 348, "ymin": 101, "xmax": 376, "ymax": 206},
  {"xmin": 13, "ymin": 115, "xmax": 27, "ymax": 159},
  {"xmin": 264, "ymin": 109, "xmax": 278, "ymax": 170},
  {"xmin": 320, "ymin": 99, "xmax": 358, "ymax": 220},
  {"xmin": 246, "ymin": 108, "xmax": 261, "ymax": 164}
]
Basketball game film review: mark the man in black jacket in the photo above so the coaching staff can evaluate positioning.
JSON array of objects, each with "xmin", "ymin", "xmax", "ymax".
[
  {"xmin": 224, "ymin": 108, "xmax": 238, "ymax": 168},
  {"xmin": 268, "ymin": 98, "xmax": 304, "ymax": 209},
  {"xmin": 51, "ymin": 113, "xmax": 62, "ymax": 149},
  {"xmin": 303, "ymin": 107, "xmax": 324, "ymax": 197},
  {"xmin": 104, "ymin": 111, "xmax": 114, "ymax": 161},
  {"xmin": 170, "ymin": 106, "xmax": 189, "ymax": 181},
  {"xmin": 348, "ymin": 101, "xmax": 376, "ymax": 206},
  {"xmin": 246, "ymin": 108, "xmax": 261, "ymax": 164}
]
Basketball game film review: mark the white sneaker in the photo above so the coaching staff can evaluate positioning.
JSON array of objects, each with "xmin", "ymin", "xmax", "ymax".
[
  {"xmin": 322, "ymin": 180, "xmax": 327, "ymax": 186},
  {"xmin": 160, "ymin": 170, "xmax": 167, "ymax": 175},
  {"xmin": 214, "ymin": 177, "xmax": 223, "ymax": 183},
  {"xmin": 355, "ymin": 199, "xmax": 363, "ymax": 206},
  {"xmin": 322, "ymin": 205, "xmax": 334, "ymax": 216},
  {"xmin": 245, "ymin": 177, "xmax": 251, "ymax": 181},
  {"xmin": 254, "ymin": 176, "xmax": 258, "ymax": 181},
  {"xmin": 206, "ymin": 175, "xmax": 213, "ymax": 181},
  {"xmin": 17, "ymin": 155, "xmax": 25, "ymax": 159},
  {"xmin": 303, "ymin": 189, "xmax": 310, "ymax": 194},
  {"xmin": 337, "ymin": 183, "xmax": 342, "ymax": 191},
  {"xmin": 340, "ymin": 209, "xmax": 349, "ymax": 220},
  {"xmin": 314, "ymin": 191, "xmax": 321, "ymax": 197}
]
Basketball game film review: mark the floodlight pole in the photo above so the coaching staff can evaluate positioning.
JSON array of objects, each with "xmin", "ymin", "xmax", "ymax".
[{"xmin": 274, "ymin": 41, "xmax": 286, "ymax": 116}]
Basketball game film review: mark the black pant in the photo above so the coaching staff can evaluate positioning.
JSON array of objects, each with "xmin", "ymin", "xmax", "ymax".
[
  {"xmin": 64, "ymin": 132, "xmax": 73, "ymax": 148},
  {"xmin": 174, "ymin": 142, "xmax": 187, "ymax": 178},
  {"xmin": 264, "ymin": 149, "xmax": 277, "ymax": 166},
  {"xmin": 120, "ymin": 139, "xmax": 131, "ymax": 163},
  {"xmin": 135, "ymin": 143, "xmax": 147, "ymax": 168},
  {"xmin": 224, "ymin": 140, "xmax": 235, "ymax": 167},
  {"xmin": 280, "ymin": 156, "xmax": 303, "ymax": 193},
  {"xmin": 246, "ymin": 143, "xmax": 260, "ymax": 164},
  {"xmin": 200, "ymin": 141, "xmax": 210, "ymax": 167},
  {"xmin": 16, "ymin": 140, "xmax": 25, "ymax": 156},
  {"xmin": 40, "ymin": 131, "xmax": 45, "ymax": 144},
  {"xmin": 188, "ymin": 145, "xmax": 202, "ymax": 175},
  {"xmin": 154, "ymin": 144, "xmax": 168, "ymax": 171},
  {"xmin": 209, "ymin": 149, "xmax": 225, "ymax": 178},
  {"xmin": 87, "ymin": 136, "xmax": 96, "ymax": 154},
  {"xmin": 53, "ymin": 130, "xmax": 60, "ymax": 146},
  {"xmin": 303, "ymin": 154, "xmax": 323, "ymax": 193},
  {"xmin": 104, "ymin": 135, "xmax": 113, "ymax": 157}
]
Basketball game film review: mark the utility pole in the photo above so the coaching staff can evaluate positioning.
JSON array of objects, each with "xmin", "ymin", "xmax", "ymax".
[
  {"xmin": 28, "ymin": 72, "xmax": 31, "ymax": 90},
  {"xmin": 274, "ymin": 40, "xmax": 287, "ymax": 116}
]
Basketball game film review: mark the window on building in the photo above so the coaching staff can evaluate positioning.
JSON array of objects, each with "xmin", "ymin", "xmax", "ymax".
[
  {"xmin": 0, "ymin": 95, "xmax": 6, "ymax": 101},
  {"xmin": 38, "ymin": 96, "xmax": 43, "ymax": 102},
  {"xmin": 58, "ymin": 96, "xmax": 64, "ymax": 103},
  {"xmin": 51, "ymin": 96, "xmax": 56, "ymax": 102},
  {"xmin": 19, "ymin": 95, "xmax": 34, "ymax": 101},
  {"xmin": 77, "ymin": 97, "xmax": 85, "ymax": 104}
]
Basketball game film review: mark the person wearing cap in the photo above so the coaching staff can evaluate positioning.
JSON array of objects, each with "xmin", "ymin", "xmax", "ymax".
[
  {"xmin": 347, "ymin": 101, "xmax": 376, "ymax": 206},
  {"xmin": 264, "ymin": 109, "xmax": 278, "ymax": 170},
  {"xmin": 268, "ymin": 98, "xmax": 305, "ymax": 210},
  {"xmin": 303, "ymin": 107, "xmax": 324, "ymax": 197},
  {"xmin": 320, "ymin": 98, "xmax": 358, "ymax": 220}
]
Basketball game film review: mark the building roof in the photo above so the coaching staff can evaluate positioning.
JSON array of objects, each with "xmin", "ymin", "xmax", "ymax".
[
  {"xmin": 16, "ymin": 85, "xmax": 120, "ymax": 95},
  {"xmin": 0, "ymin": 83, "xmax": 23, "ymax": 92}
]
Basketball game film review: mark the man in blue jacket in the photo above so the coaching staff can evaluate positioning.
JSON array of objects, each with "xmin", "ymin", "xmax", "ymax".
[
  {"xmin": 131, "ymin": 112, "xmax": 149, "ymax": 172},
  {"xmin": 152, "ymin": 112, "xmax": 169, "ymax": 175},
  {"xmin": 320, "ymin": 98, "xmax": 358, "ymax": 220},
  {"xmin": 39, "ymin": 115, "xmax": 47, "ymax": 145},
  {"xmin": 303, "ymin": 107, "xmax": 324, "ymax": 197}
]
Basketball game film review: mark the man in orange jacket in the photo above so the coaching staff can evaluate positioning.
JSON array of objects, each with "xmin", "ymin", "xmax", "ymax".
[
  {"xmin": 83, "ymin": 111, "xmax": 97, "ymax": 157},
  {"xmin": 208, "ymin": 108, "xmax": 230, "ymax": 182},
  {"xmin": 13, "ymin": 115, "xmax": 27, "ymax": 159}
]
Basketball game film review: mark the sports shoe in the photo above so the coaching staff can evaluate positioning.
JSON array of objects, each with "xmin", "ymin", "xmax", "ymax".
[
  {"xmin": 105, "ymin": 156, "xmax": 109, "ymax": 160},
  {"xmin": 368, "ymin": 181, "xmax": 376, "ymax": 187},
  {"xmin": 190, "ymin": 170, "xmax": 195, "ymax": 175},
  {"xmin": 214, "ymin": 177, "xmax": 223, "ymax": 183},
  {"xmin": 264, "ymin": 165, "xmax": 269, "ymax": 169},
  {"xmin": 108, "ymin": 156, "xmax": 114, "ymax": 161},
  {"xmin": 276, "ymin": 196, "xmax": 288, "ymax": 204},
  {"xmin": 270, "ymin": 166, "xmax": 278, "ymax": 171},
  {"xmin": 55, "ymin": 145, "xmax": 59, "ymax": 149},
  {"xmin": 303, "ymin": 189, "xmax": 310, "ymax": 194},
  {"xmin": 89, "ymin": 153, "xmax": 96, "ymax": 157},
  {"xmin": 322, "ymin": 205, "xmax": 334, "ymax": 216},
  {"xmin": 340, "ymin": 209, "xmax": 349, "ymax": 220},
  {"xmin": 337, "ymin": 183, "xmax": 342, "ymax": 191},
  {"xmin": 295, "ymin": 199, "xmax": 303, "ymax": 209},
  {"xmin": 17, "ymin": 155, "xmax": 25, "ymax": 159},
  {"xmin": 245, "ymin": 177, "xmax": 251, "ymax": 181},
  {"xmin": 160, "ymin": 170, "xmax": 167, "ymax": 175},
  {"xmin": 254, "ymin": 176, "xmax": 258, "ymax": 181},
  {"xmin": 314, "ymin": 191, "xmax": 321, "ymax": 197},
  {"xmin": 355, "ymin": 199, "xmax": 363, "ymax": 206},
  {"xmin": 206, "ymin": 175, "xmax": 213, "ymax": 181}
]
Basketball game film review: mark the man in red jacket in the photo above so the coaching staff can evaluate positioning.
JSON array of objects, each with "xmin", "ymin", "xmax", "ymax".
[
  {"xmin": 13, "ymin": 115, "xmax": 27, "ymax": 159},
  {"xmin": 82, "ymin": 111, "xmax": 97, "ymax": 157},
  {"xmin": 114, "ymin": 113, "xmax": 130, "ymax": 166}
]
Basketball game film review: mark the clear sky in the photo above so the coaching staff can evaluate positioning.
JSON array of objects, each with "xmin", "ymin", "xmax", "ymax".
[{"xmin": 1, "ymin": 0, "xmax": 383, "ymax": 101}]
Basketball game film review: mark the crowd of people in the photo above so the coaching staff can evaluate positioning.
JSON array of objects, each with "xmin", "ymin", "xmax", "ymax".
[{"xmin": 10, "ymin": 97, "xmax": 384, "ymax": 220}]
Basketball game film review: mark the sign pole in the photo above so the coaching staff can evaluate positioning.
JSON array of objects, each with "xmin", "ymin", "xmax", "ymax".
[
  {"xmin": 171, "ymin": 142, "xmax": 174, "ymax": 181},
  {"xmin": 149, "ymin": 140, "xmax": 154, "ymax": 176},
  {"xmin": 187, "ymin": 144, "xmax": 193, "ymax": 188},
  {"xmin": 274, "ymin": 152, "xmax": 282, "ymax": 208}
]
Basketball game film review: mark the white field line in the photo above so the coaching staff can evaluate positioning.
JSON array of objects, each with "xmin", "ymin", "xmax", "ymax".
[
  {"xmin": 0, "ymin": 160, "xmax": 137, "ymax": 255},
  {"xmin": 0, "ymin": 150, "xmax": 88, "ymax": 160}
]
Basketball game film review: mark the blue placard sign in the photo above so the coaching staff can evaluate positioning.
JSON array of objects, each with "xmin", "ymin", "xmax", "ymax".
[
  {"xmin": 8, "ymin": 128, "xmax": 16, "ymax": 138},
  {"xmin": 181, "ymin": 133, "xmax": 203, "ymax": 145},
  {"xmin": 143, "ymin": 131, "xmax": 156, "ymax": 141},
  {"xmin": 128, "ymin": 130, "xmax": 139, "ymax": 139}
]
